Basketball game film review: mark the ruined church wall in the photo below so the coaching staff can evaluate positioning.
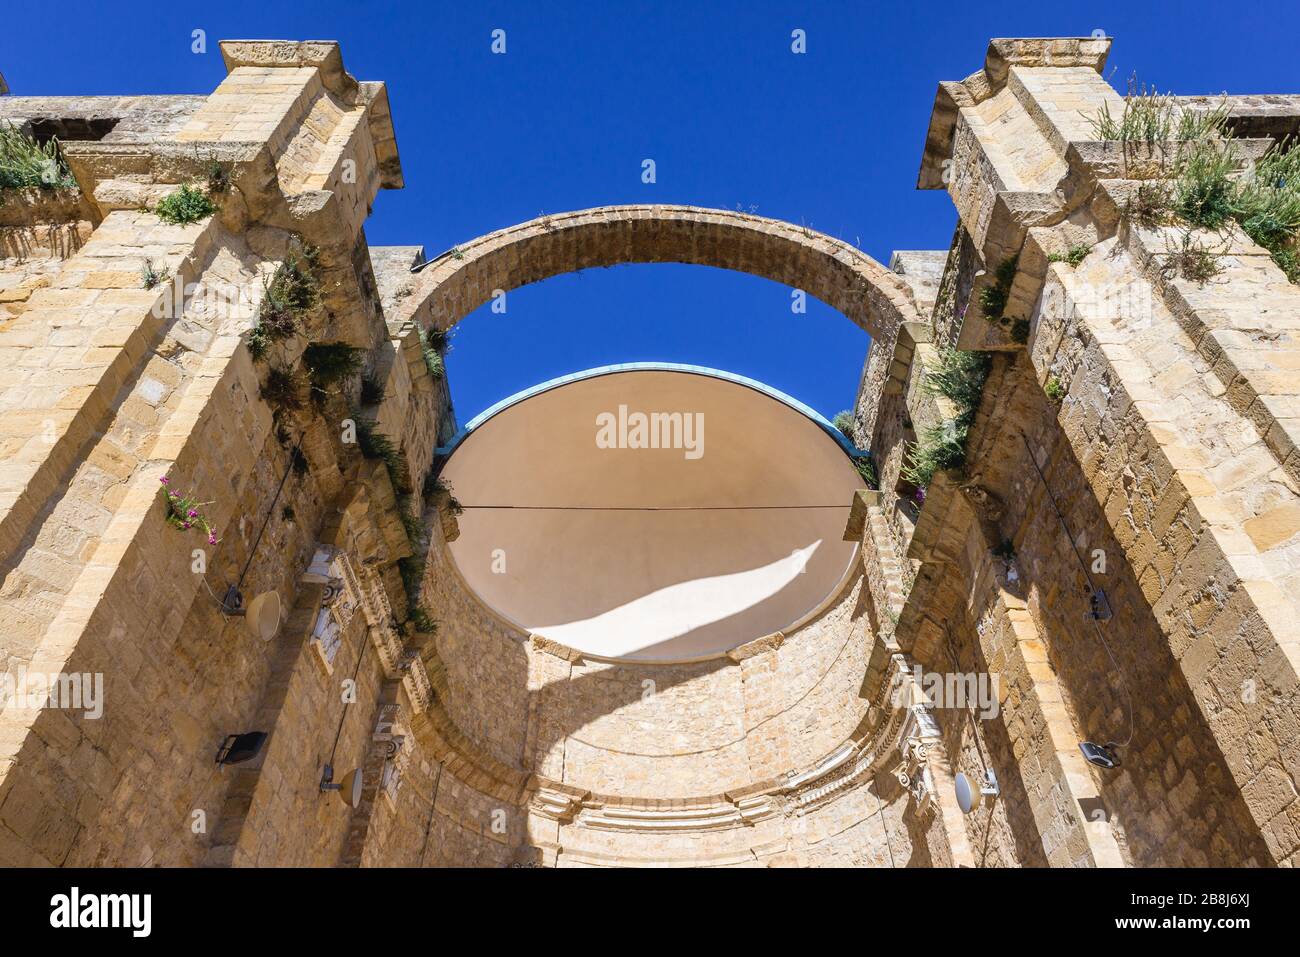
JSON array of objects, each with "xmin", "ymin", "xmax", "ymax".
[{"xmin": 426, "ymin": 525, "xmax": 876, "ymax": 801}]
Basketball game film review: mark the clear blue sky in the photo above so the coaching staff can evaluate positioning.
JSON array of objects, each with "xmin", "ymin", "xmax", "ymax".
[{"xmin": 4, "ymin": 1, "xmax": 1297, "ymax": 423}]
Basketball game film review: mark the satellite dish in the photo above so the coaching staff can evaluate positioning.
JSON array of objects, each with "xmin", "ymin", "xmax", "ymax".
[
  {"xmin": 244, "ymin": 590, "xmax": 282, "ymax": 642},
  {"xmin": 955, "ymin": 768, "xmax": 999, "ymax": 814},
  {"xmin": 339, "ymin": 768, "xmax": 363, "ymax": 809},
  {"xmin": 320, "ymin": 765, "xmax": 364, "ymax": 809},
  {"xmin": 955, "ymin": 772, "xmax": 980, "ymax": 814}
]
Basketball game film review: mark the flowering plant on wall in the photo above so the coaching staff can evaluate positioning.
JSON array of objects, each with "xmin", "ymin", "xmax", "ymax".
[{"xmin": 159, "ymin": 475, "xmax": 219, "ymax": 545}]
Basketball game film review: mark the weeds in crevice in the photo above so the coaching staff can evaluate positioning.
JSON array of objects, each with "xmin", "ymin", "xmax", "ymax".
[
  {"xmin": 901, "ymin": 348, "xmax": 991, "ymax": 489},
  {"xmin": 360, "ymin": 372, "xmax": 386, "ymax": 405},
  {"xmin": 397, "ymin": 554, "xmax": 425, "ymax": 611},
  {"xmin": 409, "ymin": 607, "xmax": 438, "ymax": 634},
  {"xmin": 853, "ymin": 455, "xmax": 878, "ymax": 490},
  {"xmin": 1088, "ymin": 77, "xmax": 1228, "ymax": 150},
  {"xmin": 247, "ymin": 245, "xmax": 322, "ymax": 361},
  {"xmin": 1091, "ymin": 80, "xmax": 1300, "ymax": 285},
  {"xmin": 419, "ymin": 325, "xmax": 450, "ymax": 381},
  {"xmin": 154, "ymin": 183, "xmax": 216, "ymax": 225},
  {"xmin": 978, "ymin": 256, "xmax": 1018, "ymax": 321},
  {"xmin": 978, "ymin": 255, "xmax": 1030, "ymax": 342},
  {"xmin": 1047, "ymin": 244, "xmax": 1093, "ymax": 268},
  {"xmin": 832, "ymin": 409, "xmax": 856, "ymax": 441},
  {"xmin": 354, "ymin": 415, "xmax": 412, "ymax": 495},
  {"xmin": 260, "ymin": 363, "xmax": 304, "ymax": 412},
  {"xmin": 141, "ymin": 259, "xmax": 171, "ymax": 290},
  {"xmin": 423, "ymin": 472, "xmax": 463, "ymax": 515},
  {"xmin": 204, "ymin": 157, "xmax": 232, "ymax": 195},
  {"xmin": 1045, "ymin": 376, "xmax": 1066, "ymax": 404},
  {"xmin": 0, "ymin": 123, "xmax": 77, "ymax": 192},
  {"xmin": 1236, "ymin": 140, "xmax": 1300, "ymax": 283},
  {"xmin": 1162, "ymin": 231, "xmax": 1225, "ymax": 283},
  {"xmin": 397, "ymin": 493, "xmax": 425, "ymax": 544},
  {"xmin": 303, "ymin": 342, "xmax": 363, "ymax": 407}
]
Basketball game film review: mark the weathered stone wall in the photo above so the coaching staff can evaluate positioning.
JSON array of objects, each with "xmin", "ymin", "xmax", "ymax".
[
  {"xmin": 2, "ymin": 33, "xmax": 1298, "ymax": 869},
  {"xmin": 892, "ymin": 35, "xmax": 1300, "ymax": 868}
]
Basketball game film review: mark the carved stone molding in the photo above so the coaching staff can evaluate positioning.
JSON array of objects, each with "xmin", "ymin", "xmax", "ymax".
[{"xmin": 302, "ymin": 545, "xmax": 360, "ymax": 671}]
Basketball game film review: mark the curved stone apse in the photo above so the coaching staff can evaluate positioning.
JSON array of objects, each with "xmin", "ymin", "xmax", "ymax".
[{"xmin": 438, "ymin": 366, "xmax": 863, "ymax": 661}]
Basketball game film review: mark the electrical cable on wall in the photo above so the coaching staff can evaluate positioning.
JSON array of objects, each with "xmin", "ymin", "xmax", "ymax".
[{"xmin": 1020, "ymin": 432, "xmax": 1134, "ymax": 750}]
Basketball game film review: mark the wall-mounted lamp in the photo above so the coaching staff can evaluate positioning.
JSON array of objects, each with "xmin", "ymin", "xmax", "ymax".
[
  {"xmin": 218, "ymin": 586, "xmax": 283, "ymax": 641},
  {"xmin": 320, "ymin": 764, "xmax": 363, "ymax": 809},
  {"xmin": 1079, "ymin": 741, "xmax": 1122, "ymax": 770},
  {"xmin": 1088, "ymin": 587, "xmax": 1113, "ymax": 622},
  {"xmin": 215, "ymin": 731, "xmax": 268, "ymax": 767}
]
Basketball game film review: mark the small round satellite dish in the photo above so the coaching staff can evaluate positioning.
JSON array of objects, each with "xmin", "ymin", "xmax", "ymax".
[
  {"xmin": 244, "ymin": 591, "xmax": 282, "ymax": 642},
  {"xmin": 955, "ymin": 771, "xmax": 980, "ymax": 814},
  {"xmin": 338, "ymin": 768, "xmax": 363, "ymax": 809}
]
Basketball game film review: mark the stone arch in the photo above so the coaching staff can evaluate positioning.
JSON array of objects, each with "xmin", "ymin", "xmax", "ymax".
[
  {"xmin": 392, "ymin": 204, "xmax": 920, "ymax": 342},
  {"xmin": 391, "ymin": 204, "xmax": 925, "ymax": 863}
]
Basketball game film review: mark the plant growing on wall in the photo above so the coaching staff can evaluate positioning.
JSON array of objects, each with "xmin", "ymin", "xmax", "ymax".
[
  {"xmin": 360, "ymin": 372, "xmax": 386, "ymax": 405},
  {"xmin": 0, "ymin": 123, "xmax": 77, "ymax": 192},
  {"xmin": 397, "ymin": 494, "xmax": 425, "ymax": 543},
  {"xmin": 978, "ymin": 255, "xmax": 1030, "ymax": 342},
  {"xmin": 1088, "ymin": 79, "xmax": 1227, "ymax": 149},
  {"xmin": 248, "ymin": 246, "xmax": 321, "ymax": 359},
  {"xmin": 409, "ymin": 607, "xmax": 438, "ymax": 634},
  {"xmin": 154, "ymin": 183, "xmax": 216, "ymax": 225},
  {"xmin": 159, "ymin": 475, "xmax": 218, "ymax": 545},
  {"xmin": 833, "ymin": 409, "xmax": 856, "ymax": 441},
  {"xmin": 1091, "ymin": 82, "xmax": 1300, "ymax": 285},
  {"xmin": 303, "ymin": 343, "xmax": 363, "ymax": 407},
  {"xmin": 901, "ymin": 348, "xmax": 991, "ymax": 488},
  {"xmin": 1047, "ymin": 244, "xmax": 1093, "ymax": 268},
  {"xmin": 853, "ymin": 455, "xmax": 878, "ymax": 489},
  {"xmin": 204, "ymin": 157, "xmax": 232, "ymax": 196},
  {"xmin": 423, "ymin": 472, "xmax": 464, "ymax": 514},
  {"xmin": 419, "ymin": 326, "xmax": 448, "ymax": 380},
  {"xmin": 140, "ymin": 259, "xmax": 170, "ymax": 290},
  {"xmin": 354, "ymin": 414, "xmax": 413, "ymax": 496},
  {"xmin": 260, "ymin": 363, "xmax": 305, "ymax": 412}
]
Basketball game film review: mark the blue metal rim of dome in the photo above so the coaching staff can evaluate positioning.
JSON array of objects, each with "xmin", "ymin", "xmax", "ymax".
[{"xmin": 434, "ymin": 361, "xmax": 867, "ymax": 461}]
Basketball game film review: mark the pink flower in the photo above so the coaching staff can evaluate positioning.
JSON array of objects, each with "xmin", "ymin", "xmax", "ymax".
[
  {"xmin": 160, "ymin": 476, "xmax": 169, "ymax": 484},
  {"xmin": 208, "ymin": 535, "xmax": 217, "ymax": 545},
  {"xmin": 182, "ymin": 521, "xmax": 191, "ymax": 529},
  {"xmin": 188, "ymin": 509, "xmax": 198, "ymax": 517}
]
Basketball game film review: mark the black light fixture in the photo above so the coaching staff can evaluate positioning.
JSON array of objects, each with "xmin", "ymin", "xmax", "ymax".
[
  {"xmin": 1079, "ymin": 741, "xmax": 1122, "ymax": 770},
  {"xmin": 217, "ymin": 584, "xmax": 282, "ymax": 641},
  {"xmin": 219, "ymin": 584, "xmax": 245, "ymax": 616},
  {"xmin": 1088, "ymin": 587, "xmax": 1113, "ymax": 622},
  {"xmin": 215, "ymin": 731, "xmax": 268, "ymax": 766}
]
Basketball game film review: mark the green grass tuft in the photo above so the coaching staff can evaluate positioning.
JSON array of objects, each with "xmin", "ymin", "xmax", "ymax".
[
  {"xmin": 354, "ymin": 415, "xmax": 413, "ymax": 495},
  {"xmin": 1047, "ymin": 244, "xmax": 1093, "ymax": 268},
  {"xmin": 0, "ymin": 123, "xmax": 77, "ymax": 191},
  {"xmin": 259, "ymin": 364, "xmax": 304, "ymax": 412},
  {"xmin": 832, "ymin": 410, "xmax": 856, "ymax": 440},
  {"xmin": 1045, "ymin": 376, "xmax": 1066, "ymax": 404},
  {"xmin": 901, "ymin": 348, "xmax": 991, "ymax": 488},
  {"xmin": 154, "ymin": 184, "xmax": 215, "ymax": 224}
]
